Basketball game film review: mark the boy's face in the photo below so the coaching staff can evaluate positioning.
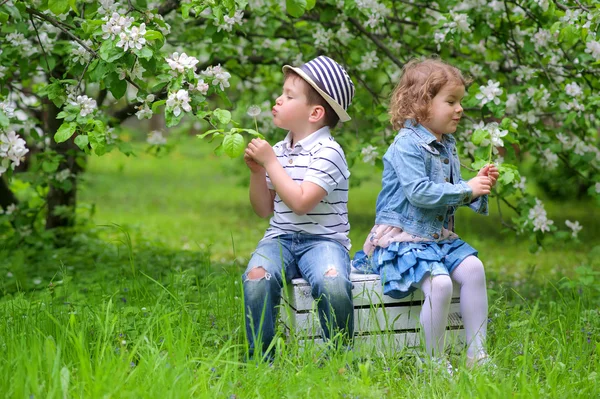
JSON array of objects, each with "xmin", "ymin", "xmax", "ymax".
[{"xmin": 272, "ymin": 76, "xmax": 315, "ymax": 132}]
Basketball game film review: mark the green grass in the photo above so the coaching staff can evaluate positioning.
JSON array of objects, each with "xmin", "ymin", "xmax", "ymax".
[{"xmin": 1, "ymin": 136, "xmax": 599, "ymax": 398}]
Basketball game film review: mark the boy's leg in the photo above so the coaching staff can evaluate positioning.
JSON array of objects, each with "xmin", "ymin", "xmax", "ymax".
[
  {"xmin": 450, "ymin": 255, "xmax": 488, "ymax": 359},
  {"xmin": 296, "ymin": 237, "xmax": 354, "ymax": 343},
  {"xmin": 242, "ymin": 237, "xmax": 295, "ymax": 359}
]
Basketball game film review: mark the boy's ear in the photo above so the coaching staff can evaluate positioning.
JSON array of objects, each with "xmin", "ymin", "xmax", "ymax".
[{"xmin": 308, "ymin": 105, "xmax": 326, "ymax": 124}]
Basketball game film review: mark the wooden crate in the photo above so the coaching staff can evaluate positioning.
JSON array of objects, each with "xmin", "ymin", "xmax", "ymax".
[{"xmin": 281, "ymin": 272, "xmax": 465, "ymax": 350}]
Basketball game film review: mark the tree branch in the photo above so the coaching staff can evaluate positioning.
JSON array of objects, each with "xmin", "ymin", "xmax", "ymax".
[{"xmin": 347, "ymin": 17, "xmax": 404, "ymax": 70}]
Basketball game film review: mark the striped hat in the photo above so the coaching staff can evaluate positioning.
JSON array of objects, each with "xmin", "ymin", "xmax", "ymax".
[{"xmin": 282, "ymin": 56, "xmax": 355, "ymax": 122}]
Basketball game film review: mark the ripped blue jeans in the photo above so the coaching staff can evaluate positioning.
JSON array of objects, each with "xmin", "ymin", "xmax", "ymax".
[{"xmin": 242, "ymin": 233, "xmax": 354, "ymax": 358}]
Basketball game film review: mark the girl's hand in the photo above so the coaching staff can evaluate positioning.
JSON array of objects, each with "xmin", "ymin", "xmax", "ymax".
[
  {"xmin": 477, "ymin": 164, "xmax": 500, "ymax": 187},
  {"xmin": 244, "ymin": 150, "xmax": 264, "ymax": 173},
  {"xmin": 467, "ymin": 176, "xmax": 492, "ymax": 198},
  {"xmin": 246, "ymin": 138, "xmax": 277, "ymax": 168}
]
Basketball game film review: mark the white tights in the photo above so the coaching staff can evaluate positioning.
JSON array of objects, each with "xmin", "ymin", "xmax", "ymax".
[{"xmin": 419, "ymin": 255, "xmax": 488, "ymax": 358}]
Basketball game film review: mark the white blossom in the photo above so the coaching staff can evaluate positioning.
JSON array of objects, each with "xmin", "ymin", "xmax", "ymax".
[
  {"xmin": 532, "ymin": 29, "xmax": 552, "ymax": 51},
  {"xmin": 98, "ymin": 0, "xmax": 119, "ymax": 15},
  {"xmin": 166, "ymin": 89, "xmax": 192, "ymax": 117},
  {"xmin": 6, "ymin": 32, "xmax": 28, "ymax": 47},
  {"xmin": 565, "ymin": 220, "xmax": 582, "ymax": 238},
  {"xmin": 469, "ymin": 64, "xmax": 484, "ymax": 79},
  {"xmin": 565, "ymin": 82, "xmax": 583, "ymax": 97},
  {"xmin": 0, "ymin": 66, "xmax": 7, "ymax": 79},
  {"xmin": 505, "ymin": 93, "xmax": 518, "ymax": 114},
  {"xmin": 446, "ymin": 11, "xmax": 471, "ymax": 33},
  {"xmin": 71, "ymin": 95, "xmax": 97, "ymax": 117},
  {"xmin": 595, "ymin": 182, "xmax": 600, "ymax": 194},
  {"xmin": 101, "ymin": 12, "xmax": 134, "ymax": 40},
  {"xmin": 202, "ymin": 65, "xmax": 231, "ymax": 91},
  {"xmin": 0, "ymin": 131, "xmax": 29, "ymax": 171},
  {"xmin": 116, "ymin": 23, "xmax": 147, "ymax": 52},
  {"xmin": 313, "ymin": 26, "xmax": 333, "ymax": 49},
  {"xmin": 475, "ymin": 80, "xmax": 503, "ymax": 106},
  {"xmin": 72, "ymin": 40, "xmax": 93, "ymax": 65},
  {"xmin": 560, "ymin": 9, "xmax": 581, "ymax": 24},
  {"xmin": 573, "ymin": 139, "xmax": 589, "ymax": 156},
  {"xmin": 135, "ymin": 104, "xmax": 153, "ymax": 120},
  {"xmin": 216, "ymin": 10, "xmax": 244, "ymax": 32},
  {"xmin": 556, "ymin": 133, "xmax": 570, "ymax": 147},
  {"xmin": 0, "ymin": 101, "xmax": 16, "ymax": 118},
  {"xmin": 5, "ymin": 203, "xmax": 16, "ymax": 215},
  {"xmin": 541, "ymin": 148, "xmax": 558, "ymax": 169},
  {"xmin": 517, "ymin": 110, "xmax": 539, "ymax": 124},
  {"xmin": 513, "ymin": 176, "xmax": 526, "ymax": 191},
  {"xmin": 527, "ymin": 198, "xmax": 553, "ymax": 233},
  {"xmin": 585, "ymin": 40, "xmax": 600, "ymax": 60},
  {"xmin": 55, "ymin": 168, "xmax": 71, "ymax": 182},
  {"xmin": 147, "ymin": 130, "xmax": 167, "ymax": 145},
  {"xmin": 361, "ymin": 145, "xmax": 379, "ymax": 165},
  {"xmin": 166, "ymin": 52, "xmax": 199, "ymax": 74},
  {"xmin": 358, "ymin": 51, "xmax": 379, "ymax": 71},
  {"xmin": 534, "ymin": 0, "xmax": 549, "ymax": 12},
  {"xmin": 516, "ymin": 66, "xmax": 536, "ymax": 83},
  {"xmin": 479, "ymin": 122, "xmax": 508, "ymax": 148}
]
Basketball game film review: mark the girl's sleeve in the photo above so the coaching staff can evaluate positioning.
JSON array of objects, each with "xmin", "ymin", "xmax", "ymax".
[
  {"xmin": 391, "ymin": 138, "xmax": 473, "ymax": 208},
  {"xmin": 460, "ymin": 180, "xmax": 489, "ymax": 215}
]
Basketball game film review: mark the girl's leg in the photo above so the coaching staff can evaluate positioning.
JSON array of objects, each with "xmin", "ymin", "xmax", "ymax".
[
  {"xmin": 450, "ymin": 255, "xmax": 488, "ymax": 359},
  {"xmin": 420, "ymin": 274, "xmax": 454, "ymax": 357}
]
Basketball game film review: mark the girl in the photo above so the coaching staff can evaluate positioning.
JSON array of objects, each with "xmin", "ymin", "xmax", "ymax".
[{"xmin": 353, "ymin": 58, "xmax": 499, "ymax": 371}]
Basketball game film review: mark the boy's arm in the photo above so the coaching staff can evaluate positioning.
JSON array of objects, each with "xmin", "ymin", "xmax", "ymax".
[
  {"xmin": 246, "ymin": 138, "xmax": 328, "ymax": 215},
  {"xmin": 245, "ymin": 152, "xmax": 275, "ymax": 218}
]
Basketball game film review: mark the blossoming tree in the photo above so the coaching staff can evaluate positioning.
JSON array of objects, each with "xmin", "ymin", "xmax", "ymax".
[{"xmin": 0, "ymin": 0, "xmax": 598, "ymax": 247}]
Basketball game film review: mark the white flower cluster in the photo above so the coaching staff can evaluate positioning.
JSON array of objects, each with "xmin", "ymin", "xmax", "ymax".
[
  {"xmin": 116, "ymin": 23, "xmax": 146, "ymax": 52},
  {"xmin": 513, "ymin": 176, "xmax": 526, "ymax": 191},
  {"xmin": 6, "ymin": 32, "xmax": 28, "ymax": 47},
  {"xmin": 102, "ymin": 12, "xmax": 134, "ymax": 40},
  {"xmin": 0, "ymin": 203, "xmax": 16, "ymax": 215},
  {"xmin": 216, "ymin": 10, "xmax": 244, "ymax": 32},
  {"xmin": 540, "ymin": 148, "xmax": 558, "ymax": 169},
  {"xmin": 565, "ymin": 220, "xmax": 582, "ymax": 238},
  {"xmin": 71, "ymin": 95, "xmax": 97, "ymax": 117},
  {"xmin": 201, "ymin": 65, "xmax": 231, "ymax": 91},
  {"xmin": 72, "ymin": 40, "xmax": 93, "ymax": 65},
  {"xmin": 358, "ymin": 51, "xmax": 379, "ymax": 72},
  {"xmin": 0, "ymin": 100, "xmax": 16, "ymax": 118},
  {"xmin": 477, "ymin": 121, "xmax": 508, "ymax": 148},
  {"xmin": 0, "ymin": 131, "xmax": 29, "ymax": 176},
  {"xmin": 527, "ymin": 198, "xmax": 553, "ymax": 233},
  {"xmin": 565, "ymin": 82, "xmax": 583, "ymax": 97},
  {"xmin": 361, "ymin": 145, "xmax": 379, "ymax": 165},
  {"xmin": 532, "ymin": 29, "xmax": 553, "ymax": 51},
  {"xmin": 166, "ymin": 52, "xmax": 199, "ymax": 74},
  {"xmin": 313, "ymin": 26, "xmax": 334, "ymax": 49},
  {"xmin": 534, "ymin": 0, "xmax": 549, "ymax": 12},
  {"xmin": 475, "ymin": 80, "xmax": 503, "ymax": 107},
  {"xmin": 356, "ymin": 0, "xmax": 389, "ymax": 31},
  {"xmin": 147, "ymin": 130, "xmax": 167, "ymax": 145},
  {"xmin": 526, "ymin": 85, "xmax": 550, "ymax": 109},
  {"xmin": 0, "ymin": 66, "xmax": 7, "ymax": 79},
  {"xmin": 596, "ymin": 182, "xmax": 600, "ymax": 194},
  {"xmin": 97, "ymin": 0, "xmax": 120, "ymax": 15},
  {"xmin": 135, "ymin": 94, "xmax": 155, "ymax": 120},
  {"xmin": 166, "ymin": 90, "xmax": 192, "ymax": 117},
  {"xmin": 505, "ymin": 93, "xmax": 519, "ymax": 114},
  {"xmin": 445, "ymin": 11, "xmax": 472, "ymax": 34},
  {"xmin": 585, "ymin": 40, "xmax": 600, "ymax": 61}
]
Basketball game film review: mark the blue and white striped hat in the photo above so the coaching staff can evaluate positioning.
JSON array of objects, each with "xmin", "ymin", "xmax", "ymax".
[{"xmin": 283, "ymin": 56, "xmax": 355, "ymax": 122}]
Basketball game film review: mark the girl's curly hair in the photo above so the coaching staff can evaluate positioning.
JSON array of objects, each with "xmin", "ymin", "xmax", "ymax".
[{"xmin": 389, "ymin": 58, "xmax": 471, "ymax": 130}]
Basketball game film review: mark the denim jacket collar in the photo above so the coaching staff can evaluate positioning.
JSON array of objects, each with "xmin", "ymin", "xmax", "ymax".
[
  {"xmin": 283, "ymin": 126, "xmax": 331, "ymax": 151},
  {"xmin": 405, "ymin": 121, "xmax": 456, "ymax": 147}
]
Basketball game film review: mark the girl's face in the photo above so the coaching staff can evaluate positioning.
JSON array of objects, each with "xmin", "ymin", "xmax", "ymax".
[{"xmin": 422, "ymin": 83, "xmax": 465, "ymax": 141}]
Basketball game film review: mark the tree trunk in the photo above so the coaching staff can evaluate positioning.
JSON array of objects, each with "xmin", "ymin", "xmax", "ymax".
[
  {"xmin": 45, "ymin": 99, "xmax": 84, "ymax": 231},
  {"xmin": 0, "ymin": 176, "xmax": 18, "ymax": 210}
]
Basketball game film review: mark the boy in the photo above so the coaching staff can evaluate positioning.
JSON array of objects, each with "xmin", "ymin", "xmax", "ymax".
[{"xmin": 242, "ymin": 56, "xmax": 355, "ymax": 359}]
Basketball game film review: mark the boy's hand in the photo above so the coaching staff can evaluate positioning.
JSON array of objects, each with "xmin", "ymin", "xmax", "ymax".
[
  {"xmin": 246, "ymin": 138, "xmax": 277, "ymax": 168},
  {"xmin": 244, "ymin": 151, "xmax": 264, "ymax": 173},
  {"xmin": 477, "ymin": 164, "xmax": 500, "ymax": 187},
  {"xmin": 467, "ymin": 176, "xmax": 492, "ymax": 198}
]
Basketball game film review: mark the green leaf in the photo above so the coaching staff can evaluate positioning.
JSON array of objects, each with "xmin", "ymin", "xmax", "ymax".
[
  {"xmin": 197, "ymin": 129, "xmax": 224, "ymax": 139},
  {"xmin": 42, "ymin": 159, "xmax": 60, "ymax": 173},
  {"xmin": 498, "ymin": 170, "xmax": 515, "ymax": 186},
  {"xmin": 137, "ymin": 47, "xmax": 153, "ymax": 59},
  {"xmin": 151, "ymin": 100, "xmax": 166, "ymax": 113},
  {"xmin": 0, "ymin": 12, "xmax": 9, "ymax": 24},
  {"xmin": 286, "ymin": 0, "xmax": 307, "ymax": 17},
  {"xmin": 48, "ymin": 0, "xmax": 69, "ymax": 15},
  {"xmin": 213, "ymin": 108, "xmax": 231, "ymax": 125},
  {"xmin": 306, "ymin": 0, "xmax": 316, "ymax": 9},
  {"xmin": 222, "ymin": 133, "xmax": 245, "ymax": 158},
  {"xmin": 144, "ymin": 30, "xmax": 163, "ymax": 41},
  {"xmin": 99, "ymin": 40, "xmax": 124, "ymax": 63},
  {"xmin": 471, "ymin": 129, "xmax": 489, "ymax": 146},
  {"xmin": 54, "ymin": 122, "xmax": 77, "ymax": 143},
  {"xmin": 0, "ymin": 111, "xmax": 9, "ymax": 128},
  {"xmin": 74, "ymin": 135, "xmax": 89, "ymax": 151},
  {"xmin": 107, "ymin": 74, "xmax": 127, "ymax": 98}
]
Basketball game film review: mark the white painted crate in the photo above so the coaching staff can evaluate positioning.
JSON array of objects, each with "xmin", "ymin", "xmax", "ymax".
[{"xmin": 281, "ymin": 272, "xmax": 465, "ymax": 350}]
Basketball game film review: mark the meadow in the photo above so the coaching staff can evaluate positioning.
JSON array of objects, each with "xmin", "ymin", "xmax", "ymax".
[{"xmin": 1, "ymin": 137, "xmax": 598, "ymax": 398}]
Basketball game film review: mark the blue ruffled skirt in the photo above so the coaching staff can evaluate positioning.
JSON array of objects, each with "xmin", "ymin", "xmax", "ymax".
[{"xmin": 352, "ymin": 239, "xmax": 478, "ymax": 299}]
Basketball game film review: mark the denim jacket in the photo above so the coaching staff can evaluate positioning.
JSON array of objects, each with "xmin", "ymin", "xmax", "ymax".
[{"xmin": 375, "ymin": 123, "xmax": 488, "ymax": 240}]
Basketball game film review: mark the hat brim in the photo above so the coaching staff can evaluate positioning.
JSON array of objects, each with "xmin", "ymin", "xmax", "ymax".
[{"xmin": 282, "ymin": 65, "xmax": 351, "ymax": 123}]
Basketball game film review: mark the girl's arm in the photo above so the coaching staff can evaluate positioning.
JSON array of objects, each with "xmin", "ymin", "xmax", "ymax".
[
  {"xmin": 392, "ymin": 138, "xmax": 486, "ymax": 209},
  {"xmin": 459, "ymin": 165, "xmax": 498, "ymax": 215}
]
